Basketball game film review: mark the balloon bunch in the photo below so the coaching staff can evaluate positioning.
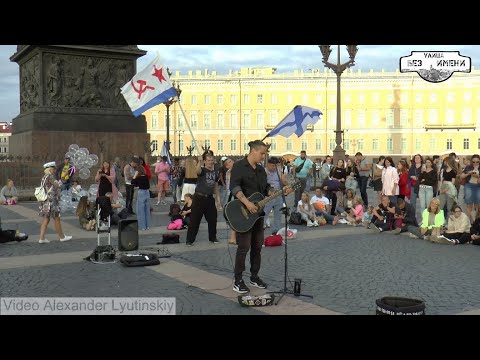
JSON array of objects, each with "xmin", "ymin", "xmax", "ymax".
[{"xmin": 65, "ymin": 144, "xmax": 99, "ymax": 180}]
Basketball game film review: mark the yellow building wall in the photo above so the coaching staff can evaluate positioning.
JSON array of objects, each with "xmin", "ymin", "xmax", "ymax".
[{"xmin": 144, "ymin": 67, "xmax": 480, "ymax": 158}]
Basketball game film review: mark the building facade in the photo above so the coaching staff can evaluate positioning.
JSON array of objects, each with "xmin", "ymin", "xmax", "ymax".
[
  {"xmin": 0, "ymin": 122, "xmax": 11, "ymax": 156},
  {"xmin": 144, "ymin": 67, "xmax": 480, "ymax": 159}
]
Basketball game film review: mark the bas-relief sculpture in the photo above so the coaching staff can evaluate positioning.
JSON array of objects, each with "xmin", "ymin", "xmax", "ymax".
[
  {"xmin": 20, "ymin": 54, "xmax": 40, "ymax": 112},
  {"xmin": 41, "ymin": 54, "xmax": 133, "ymax": 110}
]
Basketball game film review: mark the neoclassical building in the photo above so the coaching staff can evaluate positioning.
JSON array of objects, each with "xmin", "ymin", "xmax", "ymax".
[{"xmin": 143, "ymin": 66, "xmax": 480, "ymax": 158}]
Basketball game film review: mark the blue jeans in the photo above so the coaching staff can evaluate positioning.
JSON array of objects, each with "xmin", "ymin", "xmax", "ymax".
[
  {"xmin": 136, "ymin": 189, "xmax": 151, "ymax": 230},
  {"xmin": 358, "ymin": 176, "xmax": 369, "ymax": 206},
  {"xmin": 263, "ymin": 196, "xmax": 283, "ymax": 232}
]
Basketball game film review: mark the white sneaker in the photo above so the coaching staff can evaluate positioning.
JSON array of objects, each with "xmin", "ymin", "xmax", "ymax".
[
  {"xmin": 307, "ymin": 220, "xmax": 315, "ymax": 227},
  {"xmin": 38, "ymin": 239, "xmax": 50, "ymax": 244},
  {"xmin": 313, "ymin": 221, "xmax": 319, "ymax": 227},
  {"xmin": 60, "ymin": 235, "xmax": 72, "ymax": 242}
]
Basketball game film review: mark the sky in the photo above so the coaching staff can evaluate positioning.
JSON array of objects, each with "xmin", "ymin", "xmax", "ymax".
[{"xmin": 1, "ymin": 45, "xmax": 479, "ymax": 121}]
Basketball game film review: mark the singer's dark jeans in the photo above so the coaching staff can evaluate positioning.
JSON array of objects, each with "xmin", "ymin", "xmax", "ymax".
[{"xmin": 234, "ymin": 218, "xmax": 264, "ymax": 282}]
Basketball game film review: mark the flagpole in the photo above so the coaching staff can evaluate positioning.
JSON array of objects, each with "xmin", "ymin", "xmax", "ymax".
[{"xmin": 177, "ymin": 101, "xmax": 201, "ymax": 156}]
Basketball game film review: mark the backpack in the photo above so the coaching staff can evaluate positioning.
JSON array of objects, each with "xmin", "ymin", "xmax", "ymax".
[
  {"xmin": 159, "ymin": 233, "xmax": 180, "ymax": 244},
  {"xmin": 289, "ymin": 211, "xmax": 303, "ymax": 225},
  {"xmin": 264, "ymin": 234, "xmax": 283, "ymax": 247},
  {"xmin": 35, "ymin": 175, "xmax": 52, "ymax": 202}
]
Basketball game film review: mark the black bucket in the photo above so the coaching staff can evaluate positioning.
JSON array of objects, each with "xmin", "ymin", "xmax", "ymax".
[{"xmin": 376, "ymin": 297, "xmax": 425, "ymax": 315}]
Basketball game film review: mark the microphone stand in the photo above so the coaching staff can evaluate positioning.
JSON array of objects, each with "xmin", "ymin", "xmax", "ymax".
[{"xmin": 267, "ymin": 162, "xmax": 313, "ymax": 305}]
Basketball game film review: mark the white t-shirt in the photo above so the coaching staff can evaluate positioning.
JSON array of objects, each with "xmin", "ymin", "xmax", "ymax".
[{"xmin": 310, "ymin": 195, "xmax": 329, "ymax": 207}]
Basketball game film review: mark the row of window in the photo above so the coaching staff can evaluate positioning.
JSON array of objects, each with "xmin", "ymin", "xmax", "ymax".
[
  {"xmin": 0, "ymin": 137, "xmax": 8, "ymax": 143},
  {"xmin": 0, "ymin": 147, "xmax": 8, "ymax": 153},
  {"xmin": 151, "ymin": 108, "xmax": 480, "ymax": 130},
  {"xmin": 185, "ymin": 91, "xmax": 480, "ymax": 106},
  {"xmin": 151, "ymin": 138, "xmax": 480, "ymax": 154}
]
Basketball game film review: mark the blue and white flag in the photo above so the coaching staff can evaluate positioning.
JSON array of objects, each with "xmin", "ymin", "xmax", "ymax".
[
  {"xmin": 265, "ymin": 105, "xmax": 323, "ymax": 138},
  {"xmin": 121, "ymin": 53, "xmax": 178, "ymax": 117},
  {"xmin": 160, "ymin": 140, "xmax": 171, "ymax": 165}
]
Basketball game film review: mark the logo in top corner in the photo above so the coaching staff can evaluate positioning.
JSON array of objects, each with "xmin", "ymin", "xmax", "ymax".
[{"xmin": 400, "ymin": 51, "xmax": 471, "ymax": 83}]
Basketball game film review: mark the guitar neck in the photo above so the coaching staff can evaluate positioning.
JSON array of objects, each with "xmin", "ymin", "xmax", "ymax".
[{"xmin": 257, "ymin": 189, "xmax": 285, "ymax": 209}]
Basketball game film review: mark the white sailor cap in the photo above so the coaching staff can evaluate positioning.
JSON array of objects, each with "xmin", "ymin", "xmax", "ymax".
[{"xmin": 43, "ymin": 161, "xmax": 56, "ymax": 169}]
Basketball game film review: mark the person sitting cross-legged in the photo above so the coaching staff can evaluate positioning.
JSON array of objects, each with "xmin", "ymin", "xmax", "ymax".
[
  {"xmin": 392, "ymin": 198, "xmax": 419, "ymax": 235},
  {"xmin": 310, "ymin": 187, "xmax": 339, "ymax": 225},
  {"xmin": 431, "ymin": 204, "xmax": 471, "ymax": 245},
  {"xmin": 370, "ymin": 195, "xmax": 396, "ymax": 232},
  {"xmin": 408, "ymin": 197, "xmax": 444, "ymax": 241}
]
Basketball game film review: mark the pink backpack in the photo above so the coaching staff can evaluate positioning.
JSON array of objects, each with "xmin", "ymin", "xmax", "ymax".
[{"xmin": 167, "ymin": 218, "xmax": 183, "ymax": 230}]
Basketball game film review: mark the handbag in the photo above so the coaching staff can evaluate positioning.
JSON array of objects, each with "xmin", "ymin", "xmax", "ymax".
[
  {"xmin": 34, "ymin": 175, "xmax": 51, "ymax": 202},
  {"xmin": 295, "ymin": 159, "xmax": 306, "ymax": 173},
  {"xmin": 289, "ymin": 211, "xmax": 303, "ymax": 225}
]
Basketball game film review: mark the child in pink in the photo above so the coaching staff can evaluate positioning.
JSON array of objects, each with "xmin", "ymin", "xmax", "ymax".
[{"xmin": 347, "ymin": 196, "xmax": 364, "ymax": 226}]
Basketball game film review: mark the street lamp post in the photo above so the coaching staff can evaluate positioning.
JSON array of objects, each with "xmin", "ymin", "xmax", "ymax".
[
  {"xmin": 165, "ymin": 68, "xmax": 182, "ymax": 156},
  {"xmin": 319, "ymin": 45, "xmax": 358, "ymax": 165},
  {"xmin": 174, "ymin": 130, "xmax": 185, "ymax": 156}
]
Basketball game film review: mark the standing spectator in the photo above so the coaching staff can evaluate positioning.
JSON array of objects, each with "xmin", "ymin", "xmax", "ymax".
[
  {"xmin": 95, "ymin": 160, "xmax": 118, "ymax": 200},
  {"xmin": 170, "ymin": 158, "xmax": 182, "ymax": 204},
  {"xmin": 123, "ymin": 157, "xmax": 139, "ymax": 215},
  {"xmin": 397, "ymin": 160, "xmax": 410, "ymax": 201},
  {"xmin": 55, "ymin": 156, "xmax": 75, "ymax": 191},
  {"xmin": 38, "ymin": 161, "xmax": 72, "ymax": 244},
  {"xmin": 263, "ymin": 157, "xmax": 287, "ymax": 234},
  {"xmin": 138, "ymin": 156, "xmax": 152, "ymax": 180},
  {"xmin": 181, "ymin": 156, "xmax": 199, "ymax": 202},
  {"xmin": 185, "ymin": 153, "xmax": 222, "ymax": 246},
  {"xmin": 372, "ymin": 156, "xmax": 385, "ymax": 205},
  {"xmin": 154, "ymin": 156, "xmax": 170, "ymax": 206},
  {"xmin": 345, "ymin": 158, "xmax": 360, "ymax": 191},
  {"xmin": 460, "ymin": 154, "xmax": 480, "ymax": 223},
  {"xmin": 408, "ymin": 154, "xmax": 423, "ymax": 210},
  {"xmin": 438, "ymin": 156, "xmax": 457, "ymax": 220},
  {"xmin": 131, "ymin": 165, "xmax": 151, "ymax": 231},
  {"xmin": 320, "ymin": 156, "xmax": 334, "ymax": 185},
  {"xmin": 0, "ymin": 179, "xmax": 19, "ymax": 205},
  {"xmin": 112, "ymin": 157, "xmax": 122, "ymax": 191},
  {"xmin": 292, "ymin": 150, "xmax": 314, "ymax": 206},
  {"xmin": 330, "ymin": 159, "xmax": 347, "ymax": 208},
  {"xmin": 355, "ymin": 152, "xmax": 371, "ymax": 206},
  {"xmin": 381, "ymin": 157, "xmax": 399, "ymax": 205},
  {"xmin": 217, "ymin": 156, "xmax": 228, "ymax": 207},
  {"xmin": 417, "ymin": 157, "xmax": 437, "ymax": 212}
]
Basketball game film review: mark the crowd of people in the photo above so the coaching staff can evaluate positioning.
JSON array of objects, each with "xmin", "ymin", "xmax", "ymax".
[
  {"xmin": 4, "ymin": 143, "xmax": 480, "ymax": 295},
  {"xmin": 283, "ymin": 150, "xmax": 480, "ymax": 247}
]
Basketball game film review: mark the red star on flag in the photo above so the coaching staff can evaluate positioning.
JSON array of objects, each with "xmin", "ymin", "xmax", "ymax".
[{"xmin": 152, "ymin": 65, "xmax": 167, "ymax": 83}]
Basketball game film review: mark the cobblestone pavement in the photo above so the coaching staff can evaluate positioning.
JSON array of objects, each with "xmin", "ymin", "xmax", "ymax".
[{"xmin": 1, "ymin": 187, "xmax": 478, "ymax": 315}]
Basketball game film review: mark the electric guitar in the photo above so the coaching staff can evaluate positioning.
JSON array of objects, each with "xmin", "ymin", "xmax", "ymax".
[{"xmin": 224, "ymin": 180, "xmax": 304, "ymax": 233}]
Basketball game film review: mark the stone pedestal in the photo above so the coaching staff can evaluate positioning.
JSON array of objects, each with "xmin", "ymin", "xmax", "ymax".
[{"xmin": 9, "ymin": 45, "xmax": 150, "ymax": 162}]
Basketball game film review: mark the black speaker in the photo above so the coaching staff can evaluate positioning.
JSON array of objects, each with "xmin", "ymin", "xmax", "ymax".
[{"xmin": 118, "ymin": 219, "xmax": 139, "ymax": 251}]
